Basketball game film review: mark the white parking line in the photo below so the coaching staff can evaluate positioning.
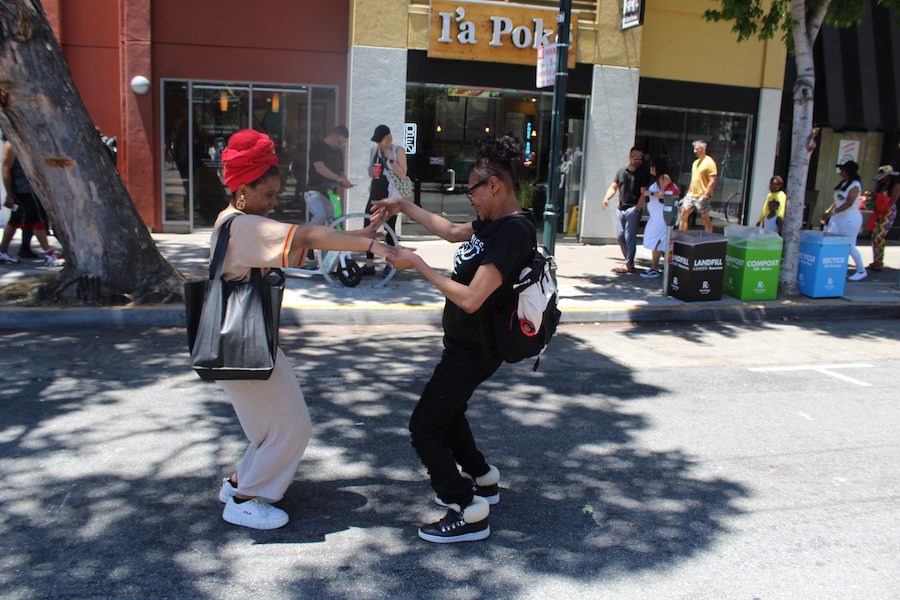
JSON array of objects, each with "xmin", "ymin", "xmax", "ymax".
[{"xmin": 748, "ymin": 363, "xmax": 874, "ymax": 387}]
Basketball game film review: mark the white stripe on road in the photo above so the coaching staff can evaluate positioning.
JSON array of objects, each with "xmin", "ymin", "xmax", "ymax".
[{"xmin": 748, "ymin": 363, "xmax": 874, "ymax": 387}]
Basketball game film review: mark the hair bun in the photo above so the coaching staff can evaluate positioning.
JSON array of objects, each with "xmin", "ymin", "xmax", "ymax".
[{"xmin": 475, "ymin": 133, "xmax": 524, "ymax": 166}]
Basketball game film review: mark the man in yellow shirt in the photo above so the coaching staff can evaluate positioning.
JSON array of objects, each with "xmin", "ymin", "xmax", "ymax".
[{"xmin": 679, "ymin": 140, "xmax": 717, "ymax": 233}]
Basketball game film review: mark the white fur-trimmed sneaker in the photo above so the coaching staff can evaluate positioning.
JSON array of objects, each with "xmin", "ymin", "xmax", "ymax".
[
  {"xmin": 222, "ymin": 497, "xmax": 288, "ymax": 530},
  {"xmin": 218, "ymin": 477, "xmax": 238, "ymax": 504},
  {"xmin": 435, "ymin": 465, "xmax": 500, "ymax": 507},
  {"xmin": 418, "ymin": 496, "xmax": 490, "ymax": 544}
]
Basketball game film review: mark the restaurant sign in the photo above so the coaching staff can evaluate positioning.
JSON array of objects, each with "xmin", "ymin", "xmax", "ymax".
[{"xmin": 428, "ymin": 0, "xmax": 577, "ymax": 68}]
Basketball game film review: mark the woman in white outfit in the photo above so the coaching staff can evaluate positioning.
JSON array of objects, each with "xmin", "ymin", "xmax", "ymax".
[
  {"xmin": 821, "ymin": 160, "xmax": 867, "ymax": 281},
  {"xmin": 640, "ymin": 158, "xmax": 677, "ymax": 278}
]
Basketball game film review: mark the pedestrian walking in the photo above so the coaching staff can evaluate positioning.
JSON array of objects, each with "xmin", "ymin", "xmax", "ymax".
[
  {"xmin": 640, "ymin": 158, "xmax": 678, "ymax": 279},
  {"xmin": 679, "ymin": 140, "xmax": 717, "ymax": 233},
  {"xmin": 0, "ymin": 141, "xmax": 63, "ymax": 266},
  {"xmin": 362, "ymin": 124, "xmax": 405, "ymax": 277},
  {"xmin": 601, "ymin": 146, "xmax": 650, "ymax": 274},
  {"xmin": 821, "ymin": 160, "xmax": 867, "ymax": 281},
  {"xmin": 374, "ymin": 133, "xmax": 534, "ymax": 544},
  {"xmin": 211, "ymin": 129, "xmax": 396, "ymax": 530},
  {"xmin": 864, "ymin": 165, "xmax": 899, "ymax": 271}
]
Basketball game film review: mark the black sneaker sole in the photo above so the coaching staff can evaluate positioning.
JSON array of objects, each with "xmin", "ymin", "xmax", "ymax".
[{"xmin": 418, "ymin": 524, "xmax": 490, "ymax": 543}]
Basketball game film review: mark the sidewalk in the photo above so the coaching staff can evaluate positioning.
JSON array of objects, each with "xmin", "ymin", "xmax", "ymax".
[{"xmin": 0, "ymin": 230, "xmax": 898, "ymax": 329}]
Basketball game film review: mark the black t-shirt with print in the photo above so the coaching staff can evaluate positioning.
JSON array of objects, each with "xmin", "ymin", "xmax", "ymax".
[
  {"xmin": 307, "ymin": 139, "xmax": 343, "ymax": 191},
  {"xmin": 442, "ymin": 213, "xmax": 535, "ymax": 349},
  {"xmin": 614, "ymin": 166, "xmax": 650, "ymax": 209}
]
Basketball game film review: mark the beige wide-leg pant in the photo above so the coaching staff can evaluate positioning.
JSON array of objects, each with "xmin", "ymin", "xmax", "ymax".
[{"xmin": 218, "ymin": 348, "xmax": 311, "ymax": 503}]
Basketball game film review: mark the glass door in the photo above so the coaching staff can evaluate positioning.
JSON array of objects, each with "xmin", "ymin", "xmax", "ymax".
[
  {"xmin": 636, "ymin": 105, "xmax": 753, "ymax": 229},
  {"xmin": 162, "ymin": 81, "xmax": 340, "ymax": 231},
  {"xmin": 252, "ymin": 87, "xmax": 309, "ymax": 224},
  {"xmin": 404, "ymin": 84, "xmax": 587, "ymax": 236},
  {"xmin": 192, "ymin": 85, "xmax": 250, "ymax": 227}
]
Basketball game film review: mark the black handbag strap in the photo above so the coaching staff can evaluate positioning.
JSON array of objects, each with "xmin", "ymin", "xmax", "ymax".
[{"xmin": 209, "ymin": 215, "xmax": 239, "ymax": 280}]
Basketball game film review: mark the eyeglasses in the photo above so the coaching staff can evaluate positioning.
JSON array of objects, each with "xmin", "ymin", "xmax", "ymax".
[{"xmin": 466, "ymin": 177, "xmax": 491, "ymax": 200}]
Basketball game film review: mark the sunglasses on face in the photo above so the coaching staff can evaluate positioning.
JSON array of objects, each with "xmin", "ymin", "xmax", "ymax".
[{"xmin": 466, "ymin": 177, "xmax": 491, "ymax": 200}]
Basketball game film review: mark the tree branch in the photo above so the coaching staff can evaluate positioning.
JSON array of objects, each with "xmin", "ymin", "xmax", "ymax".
[{"xmin": 807, "ymin": 0, "xmax": 831, "ymax": 43}]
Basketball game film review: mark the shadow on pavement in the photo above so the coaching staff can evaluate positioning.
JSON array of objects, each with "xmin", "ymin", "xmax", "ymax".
[{"xmin": 0, "ymin": 327, "xmax": 749, "ymax": 598}]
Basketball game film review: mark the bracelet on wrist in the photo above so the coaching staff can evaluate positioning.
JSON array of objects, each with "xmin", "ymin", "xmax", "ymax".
[{"xmin": 367, "ymin": 239, "xmax": 376, "ymax": 253}]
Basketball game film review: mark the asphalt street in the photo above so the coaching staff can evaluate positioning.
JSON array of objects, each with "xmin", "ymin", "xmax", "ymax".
[{"xmin": 1, "ymin": 319, "xmax": 898, "ymax": 599}]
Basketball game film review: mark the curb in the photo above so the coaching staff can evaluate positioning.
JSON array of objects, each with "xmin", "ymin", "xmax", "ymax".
[{"xmin": 2, "ymin": 298, "xmax": 899, "ymax": 330}]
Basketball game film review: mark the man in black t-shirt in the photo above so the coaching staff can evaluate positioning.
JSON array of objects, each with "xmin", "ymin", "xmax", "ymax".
[
  {"xmin": 305, "ymin": 125, "xmax": 351, "ymax": 226},
  {"xmin": 601, "ymin": 146, "xmax": 650, "ymax": 274}
]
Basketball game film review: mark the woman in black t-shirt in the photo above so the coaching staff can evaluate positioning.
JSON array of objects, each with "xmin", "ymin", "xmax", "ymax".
[{"xmin": 375, "ymin": 134, "xmax": 534, "ymax": 544}]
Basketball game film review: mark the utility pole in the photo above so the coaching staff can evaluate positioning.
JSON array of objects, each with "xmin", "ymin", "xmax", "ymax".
[{"xmin": 541, "ymin": 0, "xmax": 572, "ymax": 258}]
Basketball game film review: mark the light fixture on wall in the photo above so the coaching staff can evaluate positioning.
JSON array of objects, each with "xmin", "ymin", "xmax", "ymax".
[
  {"xmin": 130, "ymin": 75, "xmax": 150, "ymax": 95},
  {"xmin": 484, "ymin": 124, "xmax": 491, "ymax": 133},
  {"xmin": 271, "ymin": 93, "xmax": 280, "ymax": 113},
  {"xmin": 219, "ymin": 90, "xmax": 229, "ymax": 112},
  {"xmin": 435, "ymin": 122, "xmax": 443, "ymax": 133}
]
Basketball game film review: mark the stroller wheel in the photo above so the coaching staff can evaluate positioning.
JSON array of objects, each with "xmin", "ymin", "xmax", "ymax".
[{"xmin": 337, "ymin": 256, "xmax": 362, "ymax": 287}]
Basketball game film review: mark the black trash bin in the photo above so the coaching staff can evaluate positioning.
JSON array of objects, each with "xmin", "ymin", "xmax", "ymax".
[{"xmin": 667, "ymin": 231, "xmax": 727, "ymax": 302}]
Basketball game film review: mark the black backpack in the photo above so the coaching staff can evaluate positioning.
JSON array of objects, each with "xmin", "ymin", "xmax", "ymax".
[{"xmin": 482, "ymin": 243, "xmax": 561, "ymax": 371}]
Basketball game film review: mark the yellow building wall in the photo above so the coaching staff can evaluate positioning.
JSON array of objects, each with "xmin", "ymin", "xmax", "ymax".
[
  {"xmin": 640, "ymin": 0, "xmax": 786, "ymax": 89},
  {"xmin": 354, "ymin": 1, "xmax": 641, "ymax": 69},
  {"xmin": 351, "ymin": 0, "xmax": 784, "ymax": 89}
]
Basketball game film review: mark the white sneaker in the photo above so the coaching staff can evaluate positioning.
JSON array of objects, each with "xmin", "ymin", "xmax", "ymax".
[
  {"xmin": 848, "ymin": 270, "xmax": 867, "ymax": 281},
  {"xmin": 218, "ymin": 477, "xmax": 238, "ymax": 504},
  {"xmin": 222, "ymin": 497, "xmax": 289, "ymax": 530},
  {"xmin": 0, "ymin": 252, "xmax": 19, "ymax": 264},
  {"xmin": 44, "ymin": 251, "xmax": 64, "ymax": 267}
]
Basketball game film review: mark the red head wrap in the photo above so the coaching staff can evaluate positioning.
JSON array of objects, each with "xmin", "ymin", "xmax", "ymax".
[{"xmin": 221, "ymin": 129, "xmax": 279, "ymax": 192}]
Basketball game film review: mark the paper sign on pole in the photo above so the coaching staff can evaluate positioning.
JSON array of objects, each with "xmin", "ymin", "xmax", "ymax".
[
  {"xmin": 536, "ymin": 43, "xmax": 557, "ymax": 89},
  {"xmin": 836, "ymin": 139, "xmax": 859, "ymax": 167}
]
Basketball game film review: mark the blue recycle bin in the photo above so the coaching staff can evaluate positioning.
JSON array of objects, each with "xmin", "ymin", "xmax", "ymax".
[{"xmin": 797, "ymin": 231, "xmax": 851, "ymax": 298}]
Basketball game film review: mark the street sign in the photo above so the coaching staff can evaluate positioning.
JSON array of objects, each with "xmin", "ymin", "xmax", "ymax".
[
  {"xmin": 404, "ymin": 123, "xmax": 417, "ymax": 155},
  {"xmin": 536, "ymin": 43, "xmax": 556, "ymax": 89},
  {"xmin": 621, "ymin": 0, "xmax": 644, "ymax": 30}
]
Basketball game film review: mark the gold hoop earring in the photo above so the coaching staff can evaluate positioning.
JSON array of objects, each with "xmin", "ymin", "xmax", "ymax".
[{"xmin": 236, "ymin": 192, "xmax": 246, "ymax": 211}]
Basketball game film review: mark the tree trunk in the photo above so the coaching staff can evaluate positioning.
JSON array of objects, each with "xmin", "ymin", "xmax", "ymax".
[
  {"xmin": 780, "ymin": 0, "xmax": 829, "ymax": 298},
  {"xmin": 0, "ymin": 1, "xmax": 184, "ymax": 303}
]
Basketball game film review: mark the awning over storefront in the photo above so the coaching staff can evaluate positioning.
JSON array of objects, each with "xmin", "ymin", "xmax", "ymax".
[{"xmin": 814, "ymin": 1, "xmax": 900, "ymax": 132}]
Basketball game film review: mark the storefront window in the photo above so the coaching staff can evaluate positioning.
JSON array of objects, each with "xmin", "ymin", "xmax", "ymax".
[
  {"xmin": 161, "ymin": 80, "xmax": 338, "ymax": 230},
  {"xmin": 162, "ymin": 82, "xmax": 189, "ymax": 223},
  {"xmin": 405, "ymin": 83, "xmax": 587, "ymax": 235},
  {"xmin": 636, "ymin": 105, "xmax": 752, "ymax": 228}
]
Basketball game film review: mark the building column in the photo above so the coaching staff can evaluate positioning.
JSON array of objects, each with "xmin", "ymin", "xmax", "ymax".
[
  {"xmin": 747, "ymin": 87, "xmax": 783, "ymax": 225},
  {"xmin": 580, "ymin": 64, "xmax": 640, "ymax": 244},
  {"xmin": 118, "ymin": 0, "xmax": 155, "ymax": 229},
  {"xmin": 346, "ymin": 45, "xmax": 407, "ymax": 216}
]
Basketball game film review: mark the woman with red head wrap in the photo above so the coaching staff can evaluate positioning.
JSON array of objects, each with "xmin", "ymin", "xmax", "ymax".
[{"xmin": 212, "ymin": 130, "xmax": 396, "ymax": 530}]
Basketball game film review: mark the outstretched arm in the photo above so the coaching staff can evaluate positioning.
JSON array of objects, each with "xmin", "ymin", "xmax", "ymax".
[
  {"xmin": 287, "ymin": 208, "xmax": 395, "ymax": 265},
  {"xmin": 373, "ymin": 197, "xmax": 473, "ymax": 242}
]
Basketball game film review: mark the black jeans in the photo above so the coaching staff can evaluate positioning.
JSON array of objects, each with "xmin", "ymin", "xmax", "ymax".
[{"xmin": 409, "ymin": 345, "xmax": 503, "ymax": 506}]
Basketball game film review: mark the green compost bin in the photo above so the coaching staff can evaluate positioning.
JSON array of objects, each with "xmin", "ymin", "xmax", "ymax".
[{"xmin": 723, "ymin": 225, "xmax": 782, "ymax": 301}]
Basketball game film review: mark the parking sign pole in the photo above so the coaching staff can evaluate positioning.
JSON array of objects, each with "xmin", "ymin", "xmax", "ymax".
[{"xmin": 541, "ymin": 0, "xmax": 572, "ymax": 260}]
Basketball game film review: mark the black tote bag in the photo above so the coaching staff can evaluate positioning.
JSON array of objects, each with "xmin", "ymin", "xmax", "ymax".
[{"xmin": 185, "ymin": 215, "xmax": 284, "ymax": 381}]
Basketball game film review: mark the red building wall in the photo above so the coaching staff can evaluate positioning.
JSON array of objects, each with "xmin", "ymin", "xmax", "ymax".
[{"xmin": 52, "ymin": 0, "xmax": 350, "ymax": 231}]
